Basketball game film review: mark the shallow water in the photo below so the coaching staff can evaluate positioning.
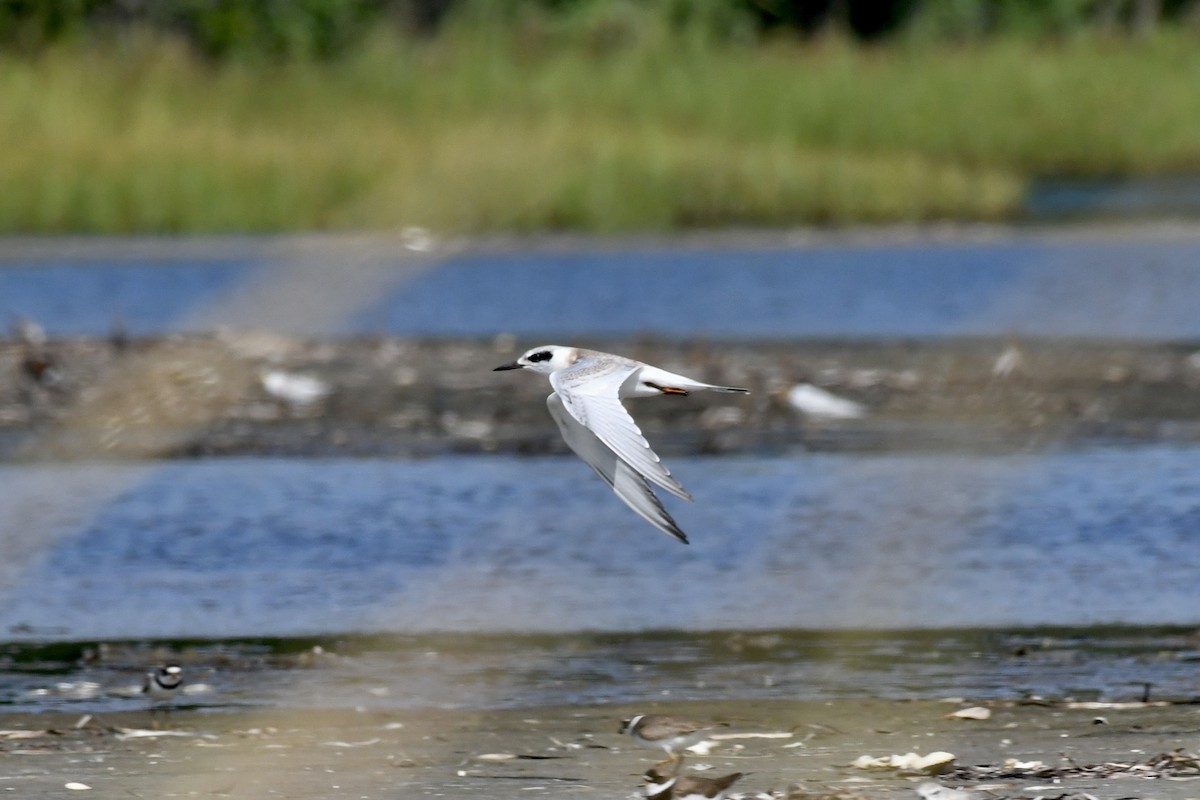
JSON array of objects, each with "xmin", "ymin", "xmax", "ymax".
[
  {"xmin": 1, "ymin": 445, "xmax": 1198, "ymax": 644},
  {"xmin": 4, "ymin": 236, "xmax": 1200, "ymax": 338},
  {"xmin": 1027, "ymin": 175, "xmax": 1200, "ymax": 219},
  {"xmin": 2, "ymin": 626, "xmax": 1198, "ymax": 716}
]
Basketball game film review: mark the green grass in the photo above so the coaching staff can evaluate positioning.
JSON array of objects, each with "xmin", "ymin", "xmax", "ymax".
[{"xmin": 2, "ymin": 28, "xmax": 1200, "ymax": 233}]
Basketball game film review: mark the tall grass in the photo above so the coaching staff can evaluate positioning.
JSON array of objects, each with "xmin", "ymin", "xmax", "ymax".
[{"xmin": 2, "ymin": 26, "xmax": 1199, "ymax": 233}]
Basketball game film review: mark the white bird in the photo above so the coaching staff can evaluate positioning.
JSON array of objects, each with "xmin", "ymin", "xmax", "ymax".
[
  {"xmin": 991, "ymin": 343, "xmax": 1025, "ymax": 378},
  {"xmin": 494, "ymin": 346, "xmax": 749, "ymax": 544},
  {"xmin": 11, "ymin": 315, "xmax": 47, "ymax": 346},
  {"xmin": 785, "ymin": 383, "xmax": 866, "ymax": 420},
  {"xmin": 261, "ymin": 370, "xmax": 330, "ymax": 407}
]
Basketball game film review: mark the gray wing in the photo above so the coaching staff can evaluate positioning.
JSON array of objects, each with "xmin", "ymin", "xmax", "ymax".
[
  {"xmin": 636, "ymin": 714, "xmax": 716, "ymax": 739},
  {"xmin": 551, "ymin": 359, "xmax": 692, "ymax": 502},
  {"xmin": 547, "ymin": 393, "xmax": 688, "ymax": 544}
]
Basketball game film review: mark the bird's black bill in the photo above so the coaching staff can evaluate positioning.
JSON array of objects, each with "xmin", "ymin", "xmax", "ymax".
[{"xmin": 493, "ymin": 362, "xmax": 523, "ymax": 371}]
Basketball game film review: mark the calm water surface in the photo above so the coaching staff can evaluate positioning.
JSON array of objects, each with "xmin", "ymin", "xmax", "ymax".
[
  {"xmin": 4, "ymin": 446, "xmax": 1197, "ymax": 640},
  {"xmin": 4, "ymin": 236, "xmax": 1200, "ymax": 338}
]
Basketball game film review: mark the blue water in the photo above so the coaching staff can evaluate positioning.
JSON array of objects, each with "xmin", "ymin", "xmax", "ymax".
[
  {"xmin": 4, "ymin": 235, "xmax": 1200, "ymax": 714},
  {"xmin": 1027, "ymin": 176, "xmax": 1200, "ymax": 219},
  {"xmin": 1, "ymin": 445, "xmax": 1198, "ymax": 642},
  {"xmin": 4, "ymin": 236, "xmax": 1200, "ymax": 338}
]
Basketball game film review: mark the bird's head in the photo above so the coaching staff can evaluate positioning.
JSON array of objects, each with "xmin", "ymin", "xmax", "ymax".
[{"xmin": 493, "ymin": 345, "xmax": 578, "ymax": 376}]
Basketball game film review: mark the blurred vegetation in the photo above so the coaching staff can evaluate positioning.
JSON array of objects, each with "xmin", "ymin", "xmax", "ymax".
[
  {"xmin": 1, "ymin": 0, "xmax": 1199, "ymax": 232},
  {"xmin": 3, "ymin": 0, "xmax": 1198, "ymax": 57}
]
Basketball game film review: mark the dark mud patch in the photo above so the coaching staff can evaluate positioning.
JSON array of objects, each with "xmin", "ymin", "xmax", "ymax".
[{"xmin": 4, "ymin": 334, "xmax": 1200, "ymax": 461}]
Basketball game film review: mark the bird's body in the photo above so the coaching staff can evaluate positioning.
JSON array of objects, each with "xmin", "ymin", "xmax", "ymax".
[
  {"xmin": 494, "ymin": 346, "xmax": 749, "ymax": 543},
  {"xmin": 143, "ymin": 663, "xmax": 183, "ymax": 704},
  {"xmin": 621, "ymin": 714, "xmax": 726, "ymax": 761},
  {"xmin": 142, "ymin": 664, "xmax": 183, "ymax": 727},
  {"xmin": 643, "ymin": 766, "xmax": 744, "ymax": 800}
]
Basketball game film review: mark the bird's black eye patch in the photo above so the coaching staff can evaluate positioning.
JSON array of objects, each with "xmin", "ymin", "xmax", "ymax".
[{"xmin": 528, "ymin": 351, "xmax": 553, "ymax": 363}]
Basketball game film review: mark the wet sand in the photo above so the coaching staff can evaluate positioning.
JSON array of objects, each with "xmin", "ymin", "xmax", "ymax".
[{"xmin": 5, "ymin": 699, "xmax": 1200, "ymax": 799}]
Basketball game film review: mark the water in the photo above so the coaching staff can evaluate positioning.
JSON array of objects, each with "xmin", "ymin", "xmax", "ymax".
[
  {"xmin": 4, "ymin": 235, "xmax": 1200, "ymax": 338},
  {"xmin": 1, "ymin": 627, "xmax": 1198, "ymax": 715},
  {"xmin": 1027, "ymin": 175, "xmax": 1200, "ymax": 220},
  {"xmin": 4, "ymin": 234, "xmax": 1200, "ymax": 716},
  {"xmin": 1, "ymin": 445, "xmax": 1198, "ymax": 643}
]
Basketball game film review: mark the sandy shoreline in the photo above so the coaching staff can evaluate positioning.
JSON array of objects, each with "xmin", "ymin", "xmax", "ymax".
[{"xmin": 4, "ymin": 698, "xmax": 1200, "ymax": 799}]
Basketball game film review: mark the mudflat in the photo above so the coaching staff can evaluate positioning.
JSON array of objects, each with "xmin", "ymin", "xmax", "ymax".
[
  {"xmin": 5, "ymin": 333, "xmax": 1200, "ymax": 462},
  {"xmin": 4, "ymin": 698, "xmax": 1200, "ymax": 799}
]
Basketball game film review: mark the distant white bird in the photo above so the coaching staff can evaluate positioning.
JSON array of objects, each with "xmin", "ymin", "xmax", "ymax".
[
  {"xmin": 992, "ymin": 343, "xmax": 1025, "ymax": 378},
  {"xmin": 400, "ymin": 226, "xmax": 436, "ymax": 252},
  {"xmin": 261, "ymin": 371, "xmax": 330, "ymax": 406},
  {"xmin": 785, "ymin": 383, "xmax": 866, "ymax": 420},
  {"xmin": 10, "ymin": 315, "xmax": 47, "ymax": 346},
  {"xmin": 494, "ymin": 346, "xmax": 749, "ymax": 544}
]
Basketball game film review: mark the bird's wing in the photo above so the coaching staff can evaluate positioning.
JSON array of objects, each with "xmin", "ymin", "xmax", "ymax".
[
  {"xmin": 551, "ymin": 359, "xmax": 692, "ymax": 502},
  {"xmin": 675, "ymin": 773, "xmax": 743, "ymax": 797},
  {"xmin": 547, "ymin": 393, "xmax": 688, "ymax": 543},
  {"xmin": 637, "ymin": 716, "xmax": 709, "ymax": 739}
]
